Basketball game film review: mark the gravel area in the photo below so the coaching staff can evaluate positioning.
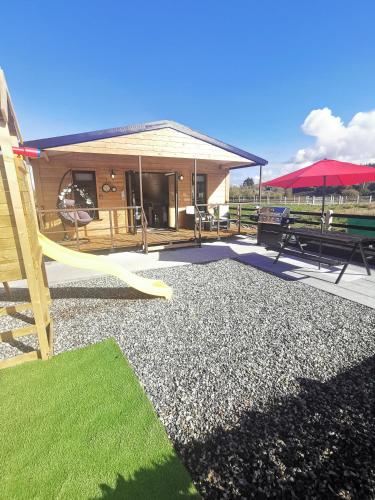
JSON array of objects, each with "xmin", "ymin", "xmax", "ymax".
[{"xmin": 1, "ymin": 259, "xmax": 375, "ymax": 499}]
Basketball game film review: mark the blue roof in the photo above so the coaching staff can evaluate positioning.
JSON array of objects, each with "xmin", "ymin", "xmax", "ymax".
[{"xmin": 24, "ymin": 120, "xmax": 268, "ymax": 166}]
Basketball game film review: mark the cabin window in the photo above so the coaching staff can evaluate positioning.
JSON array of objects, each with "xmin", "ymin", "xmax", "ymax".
[
  {"xmin": 72, "ymin": 170, "xmax": 99, "ymax": 217},
  {"xmin": 192, "ymin": 174, "xmax": 207, "ymax": 205}
]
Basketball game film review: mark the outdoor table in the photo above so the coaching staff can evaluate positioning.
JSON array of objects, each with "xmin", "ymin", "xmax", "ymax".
[{"xmin": 273, "ymin": 227, "xmax": 375, "ymax": 284}]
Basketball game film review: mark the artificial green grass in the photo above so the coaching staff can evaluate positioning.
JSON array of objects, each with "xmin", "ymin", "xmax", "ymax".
[{"xmin": 0, "ymin": 340, "xmax": 199, "ymax": 499}]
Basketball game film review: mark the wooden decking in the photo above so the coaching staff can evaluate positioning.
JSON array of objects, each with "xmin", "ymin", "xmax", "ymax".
[{"xmin": 50, "ymin": 225, "xmax": 256, "ymax": 253}]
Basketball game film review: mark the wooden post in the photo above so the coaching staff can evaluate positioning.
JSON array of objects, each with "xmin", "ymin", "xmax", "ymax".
[
  {"xmin": 109, "ymin": 209, "xmax": 114, "ymax": 250},
  {"xmin": 74, "ymin": 213, "xmax": 80, "ymax": 250},
  {"xmin": 216, "ymin": 204, "xmax": 220, "ymax": 238},
  {"xmin": 258, "ymin": 165, "xmax": 262, "ymax": 206},
  {"xmin": 193, "ymin": 159, "xmax": 198, "ymax": 242},
  {"xmin": 194, "ymin": 159, "xmax": 197, "ymax": 205},
  {"xmin": 138, "ymin": 156, "xmax": 146, "ymax": 252},
  {"xmin": 138, "ymin": 155, "xmax": 143, "ymax": 208},
  {"xmin": 0, "ymin": 68, "xmax": 52, "ymax": 369},
  {"xmin": 2, "ymin": 282, "xmax": 11, "ymax": 298}
]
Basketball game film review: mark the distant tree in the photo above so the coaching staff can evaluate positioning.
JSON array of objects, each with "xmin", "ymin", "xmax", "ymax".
[
  {"xmin": 242, "ymin": 177, "xmax": 254, "ymax": 187},
  {"xmin": 341, "ymin": 188, "xmax": 359, "ymax": 199}
]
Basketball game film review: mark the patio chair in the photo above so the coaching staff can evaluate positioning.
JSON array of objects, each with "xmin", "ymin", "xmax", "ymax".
[
  {"xmin": 185, "ymin": 205, "xmax": 213, "ymax": 230},
  {"xmin": 209, "ymin": 205, "xmax": 230, "ymax": 231}
]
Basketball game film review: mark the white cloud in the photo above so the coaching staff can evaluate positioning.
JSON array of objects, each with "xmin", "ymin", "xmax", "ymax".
[
  {"xmin": 231, "ymin": 107, "xmax": 375, "ymax": 185},
  {"xmin": 294, "ymin": 107, "xmax": 375, "ymax": 165}
]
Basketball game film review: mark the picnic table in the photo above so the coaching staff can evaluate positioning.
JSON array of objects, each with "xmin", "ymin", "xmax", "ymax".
[{"xmin": 273, "ymin": 227, "xmax": 375, "ymax": 284}]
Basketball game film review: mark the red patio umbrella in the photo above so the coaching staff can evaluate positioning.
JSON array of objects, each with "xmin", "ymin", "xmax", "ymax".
[
  {"xmin": 263, "ymin": 159, "xmax": 375, "ymax": 220},
  {"xmin": 263, "ymin": 159, "xmax": 375, "ymax": 268},
  {"xmin": 263, "ymin": 159, "xmax": 375, "ymax": 189}
]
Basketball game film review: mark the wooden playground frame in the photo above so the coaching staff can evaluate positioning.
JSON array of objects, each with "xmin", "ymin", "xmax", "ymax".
[{"xmin": 0, "ymin": 69, "xmax": 53, "ymax": 369}]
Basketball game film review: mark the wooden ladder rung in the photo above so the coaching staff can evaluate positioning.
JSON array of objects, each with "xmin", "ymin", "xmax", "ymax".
[
  {"xmin": 0, "ymin": 324, "xmax": 36, "ymax": 342},
  {"xmin": 0, "ymin": 302, "xmax": 33, "ymax": 317},
  {"xmin": 0, "ymin": 350, "xmax": 40, "ymax": 370}
]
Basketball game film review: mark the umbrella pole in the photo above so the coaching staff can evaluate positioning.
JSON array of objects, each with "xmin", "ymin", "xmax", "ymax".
[{"xmin": 318, "ymin": 176, "xmax": 327, "ymax": 269}]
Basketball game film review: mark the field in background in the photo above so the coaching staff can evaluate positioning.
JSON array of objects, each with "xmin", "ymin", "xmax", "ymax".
[{"xmin": 230, "ymin": 202, "xmax": 375, "ymax": 216}]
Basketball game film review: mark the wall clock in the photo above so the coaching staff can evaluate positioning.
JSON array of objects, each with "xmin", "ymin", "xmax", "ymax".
[{"xmin": 102, "ymin": 183, "xmax": 111, "ymax": 193}]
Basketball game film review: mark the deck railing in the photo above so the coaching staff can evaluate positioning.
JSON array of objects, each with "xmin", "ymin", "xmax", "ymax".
[
  {"xmin": 198, "ymin": 202, "xmax": 375, "ymax": 236},
  {"xmin": 140, "ymin": 206, "xmax": 148, "ymax": 253},
  {"xmin": 37, "ymin": 203, "xmax": 375, "ymax": 253},
  {"xmin": 37, "ymin": 206, "xmax": 146, "ymax": 251}
]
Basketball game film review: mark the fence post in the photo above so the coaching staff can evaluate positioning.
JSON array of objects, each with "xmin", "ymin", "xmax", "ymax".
[
  {"xmin": 312, "ymin": 196, "xmax": 315, "ymax": 205},
  {"xmin": 237, "ymin": 203, "xmax": 241, "ymax": 234},
  {"xmin": 370, "ymin": 195, "xmax": 373, "ymax": 204},
  {"xmin": 357, "ymin": 195, "xmax": 360, "ymax": 204}
]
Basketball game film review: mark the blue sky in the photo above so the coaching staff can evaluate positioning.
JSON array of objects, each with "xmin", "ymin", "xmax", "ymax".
[{"xmin": 2, "ymin": 0, "xmax": 375, "ymax": 183}]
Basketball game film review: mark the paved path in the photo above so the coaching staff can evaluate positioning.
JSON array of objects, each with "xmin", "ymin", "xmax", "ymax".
[{"xmin": 2, "ymin": 235, "xmax": 374, "ymax": 308}]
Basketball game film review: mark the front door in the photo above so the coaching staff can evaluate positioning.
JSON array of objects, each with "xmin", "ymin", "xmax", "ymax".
[{"xmin": 125, "ymin": 170, "xmax": 178, "ymax": 229}]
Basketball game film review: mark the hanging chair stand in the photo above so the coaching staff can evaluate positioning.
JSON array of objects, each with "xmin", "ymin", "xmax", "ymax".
[{"xmin": 57, "ymin": 170, "xmax": 95, "ymax": 240}]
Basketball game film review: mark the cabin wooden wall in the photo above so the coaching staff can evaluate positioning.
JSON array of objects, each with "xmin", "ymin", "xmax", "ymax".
[
  {"xmin": 45, "ymin": 127, "xmax": 251, "ymax": 164},
  {"xmin": 31, "ymin": 153, "xmax": 230, "ymax": 241}
]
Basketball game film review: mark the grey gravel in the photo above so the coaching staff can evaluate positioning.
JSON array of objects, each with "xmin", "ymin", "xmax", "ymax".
[{"xmin": 1, "ymin": 258, "xmax": 375, "ymax": 499}]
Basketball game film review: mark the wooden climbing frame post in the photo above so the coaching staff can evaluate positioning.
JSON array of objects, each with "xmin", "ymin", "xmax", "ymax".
[{"xmin": 0, "ymin": 68, "xmax": 53, "ymax": 369}]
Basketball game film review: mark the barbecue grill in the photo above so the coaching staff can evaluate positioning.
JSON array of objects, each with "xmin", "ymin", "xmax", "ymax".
[{"xmin": 256, "ymin": 206, "xmax": 295, "ymax": 247}]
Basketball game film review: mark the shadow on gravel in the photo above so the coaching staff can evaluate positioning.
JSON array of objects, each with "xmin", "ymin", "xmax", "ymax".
[
  {"xmin": 234, "ymin": 254, "xmax": 307, "ymax": 281},
  {"xmin": 0, "ymin": 287, "xmax": 153, "ymax": 303},
  {"xmin": 180, "ymin": 356, "xmax": 375, "ymax": 499}
]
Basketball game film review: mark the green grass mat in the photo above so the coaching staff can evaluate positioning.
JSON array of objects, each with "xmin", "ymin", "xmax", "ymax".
[{"xmin": 0, "ymin": 340, "xmax": 199, "ymax": 499}]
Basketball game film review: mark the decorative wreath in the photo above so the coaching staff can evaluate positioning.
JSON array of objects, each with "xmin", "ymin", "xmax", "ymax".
[{"xmin": 58, "ymin": 183, "xmax": 95, "ymax": 210}]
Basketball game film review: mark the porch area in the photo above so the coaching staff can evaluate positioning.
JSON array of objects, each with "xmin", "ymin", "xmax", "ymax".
[{"xmin": 37, "ymin": 203, "xmax": 257, "ymax": 253}]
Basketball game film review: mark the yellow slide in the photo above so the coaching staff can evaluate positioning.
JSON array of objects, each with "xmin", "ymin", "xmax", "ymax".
[{"xmin": 38, "ymin": 233, "xmax": 172, "ymax": 299}]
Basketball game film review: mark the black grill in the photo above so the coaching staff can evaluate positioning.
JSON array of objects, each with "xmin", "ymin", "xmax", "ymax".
[{"xmin": 256, "ymin": 207, "xmax": 295, "ymax": 247}]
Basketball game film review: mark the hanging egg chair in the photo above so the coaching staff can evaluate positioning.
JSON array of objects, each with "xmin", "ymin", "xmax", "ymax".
[{"xmin": 57, "ymin": 170, "xmax": 94, "ymax": 227}]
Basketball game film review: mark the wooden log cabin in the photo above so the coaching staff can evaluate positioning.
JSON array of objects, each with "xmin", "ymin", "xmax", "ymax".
[{"xmin": 25, "ymin": 121, "xmax": 267, "ymax": 252}]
